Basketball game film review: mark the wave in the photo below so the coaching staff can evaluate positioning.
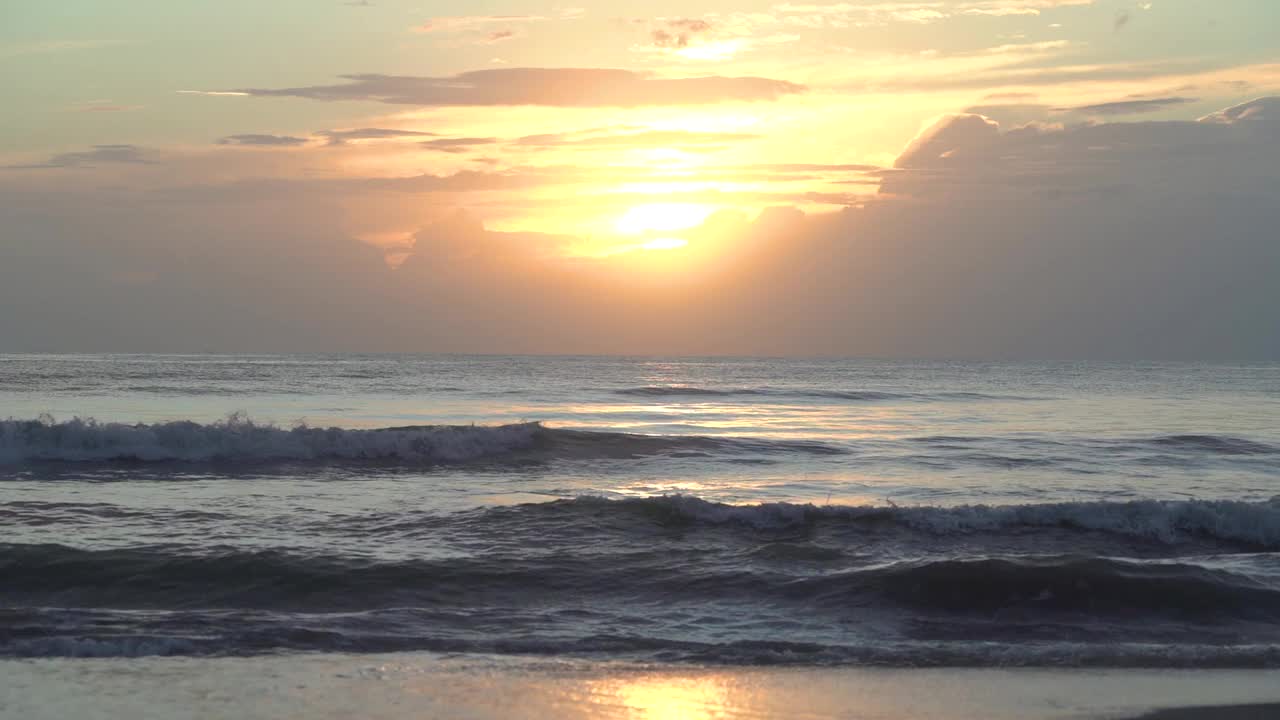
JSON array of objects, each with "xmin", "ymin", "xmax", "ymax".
[
  {"xmin": 6, "ymin": 542, "xmax": 1278, "ymax": 617},
  {"xmin": 613, "ymin": 386, "xmax": 1036, "ymax": 402},
  {"xmin": 517, "ymin": 495, "xmax": 1280, "ymax": 549},
  {"xmin": 0, "ymin": 416, "xmax": 843, "ymax": 466},
  {"xmin": 908, "ymin": 433, "xmax": 1279, "ymax": 457},
  {"xmin": 9, "ymin": 632, "xmax": 1280, "ymax": 667},
  {"xmin": 1146, "ymin": 434, "xmax": 1279, "ymax": 455},
  {"xmin": 5, "ymin": 542, "xmax": 1279, "ymax": 663}
]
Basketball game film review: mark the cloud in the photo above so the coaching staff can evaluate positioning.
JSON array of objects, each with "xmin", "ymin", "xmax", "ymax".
[
  {"xmin": 3, "ymin": 98, "xmax": 1278, "ymax": 359},
  {"xmin": 485, "ymin": 30, "xmax": 518, "ymax": 43},
  {"xmin": 884, "ymin": 95, "xmax": 1280, "ymax": 197},
  {"xmin": 238, "ymin": 69, "xmax": 806, "ymax": 106},
  {"xmin": 4, "ymin": 144, "xmax": 153, "ymax": 170},
  {"xmin": 216, "ymin": 134, "xmax": 309, "ymax": 147},
  {"xmin": 632, "ymin": 15, "xmax": 796, "ymax": 60},
  {"xmin": 1114, "ymin": 10, "xmax": 1130, "ymax": 31},
  {"xmin": 650, "ymin": 18, "xmax": 715, "ymax": 49},
  {"xmin": 420, "ymin": 137, "xmax": 501, "ymax": 153},
  {"xmin": 177, "ymin": 90, "xmax": 250, "ymax": 97},
  {"xmin": 962, "ymin": 102, "xmax": 1053, "ymax": 126},
  {"xmin": 895, "ymin": 114, "xmax": 1000, "ymax": 168},
  {"xmin": 1058, "ymin": 96, "xmax": 1197, "ymax": 115},
  {"xmin": 316, "ymin": 128, "xmax": 438, "ymax": 145},
  {"xmin": 1199, "ymin": 96, "xmax": 1280, "ymax": 126}
]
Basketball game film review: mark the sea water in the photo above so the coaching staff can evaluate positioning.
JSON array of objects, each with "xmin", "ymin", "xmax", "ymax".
[{"xmin": 2, "ymin": 354, "xmax": 1278, "ymax": 666}]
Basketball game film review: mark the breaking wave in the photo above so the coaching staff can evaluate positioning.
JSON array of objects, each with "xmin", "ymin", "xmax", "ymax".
[
  {"xmin": 540, "ymin": 495, "xmax": 1280, "ymax": 549},
  {"xmin": 0, "ymin": 416, "xmax": 843, "ymax": 466}
]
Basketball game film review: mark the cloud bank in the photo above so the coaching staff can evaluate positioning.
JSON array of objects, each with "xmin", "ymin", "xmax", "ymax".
[{"xmin": 2, "ymin": 98, "xmax": 1277, "ymax": 359}]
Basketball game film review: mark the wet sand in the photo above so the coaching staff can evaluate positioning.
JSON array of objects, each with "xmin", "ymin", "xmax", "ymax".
[{"xmin": 3, "ymin": 653, "xmax": 1280, "ymax": 719}]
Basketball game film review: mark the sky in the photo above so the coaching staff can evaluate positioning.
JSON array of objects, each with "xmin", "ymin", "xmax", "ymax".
[{"xmin": 2, "ymin": 0, "xmax": 1278, "ymax": 358}]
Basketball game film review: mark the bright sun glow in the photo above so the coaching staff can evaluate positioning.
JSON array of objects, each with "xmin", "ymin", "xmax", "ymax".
[
  {"xmin": 641, "ymin": 237, "xmax": 689, "ymax": 251},
  {"xmin": 615, "ymin": 203, "xmax": 716, "ymax": 235}
]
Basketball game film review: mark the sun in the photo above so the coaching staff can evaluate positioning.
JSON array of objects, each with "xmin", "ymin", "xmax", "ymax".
[{"xmin": 615, "ymin": 203, "xmax": 716, "ymax": 236}]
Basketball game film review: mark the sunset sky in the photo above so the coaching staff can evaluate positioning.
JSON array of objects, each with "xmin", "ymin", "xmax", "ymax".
[{"xmin": 3, "ymin": 1, "xmax": 1278, "ymax": 358}]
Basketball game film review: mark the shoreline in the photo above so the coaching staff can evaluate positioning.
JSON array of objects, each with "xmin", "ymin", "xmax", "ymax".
[{"xmin": 4, "ymin": 654, "xmax": 1280, "ymax": 720}]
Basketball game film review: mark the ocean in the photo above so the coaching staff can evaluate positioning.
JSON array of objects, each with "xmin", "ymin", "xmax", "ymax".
[{"xmin": 2, "ymin": 354, "xmax": 1279, "ymax": 669}]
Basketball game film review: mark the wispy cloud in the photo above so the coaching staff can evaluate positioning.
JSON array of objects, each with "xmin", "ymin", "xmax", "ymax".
[
  {"xmin": 4, "ymin": 144, "xmax": 153, "ymax": 170},
  {"xmin": 315, "ymin": 128, "xmax": 439, "ymax": 145},
  {"xmin": 420, "ymin": 137, "xmax": 500, "ymax": 153},
  {"xmin": 216, "ymin": 134, "xmax": 310, "ymax": 147},
  {"xmin": 1059, "ymin": 96, "xmax": 1197, "ymax": 115},
  {"xmin": 237, "ymin": 69, "xmax": 806, "ymax": 107},
  {"xmin": 413, "ymin": 15, "xmax": 545, "ymax": 33},
  {"xmin": 630, "ymin": 15, "xmax": 797, "ymax": 61},
  {"xmin": 650, "ymin": 18, "xmax": 715, "ymax": 49},
  {"xmin": 177, "ymin": 90, "xmax": 251, "ymax": 97},
  {"xmin": 484, "ymin": 30, "xmax": 519, "ymax": 44}
]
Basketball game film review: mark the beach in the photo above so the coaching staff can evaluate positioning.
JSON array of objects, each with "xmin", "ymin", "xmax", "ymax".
[{"xmin": 5, "ymin": 654, "xmax": 1280, "ymax": 719}]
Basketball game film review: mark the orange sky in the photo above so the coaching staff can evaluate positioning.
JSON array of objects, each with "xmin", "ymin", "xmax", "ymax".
[{"xmin": 2, "ymin": 1, "xmax": 1279, "ymax": 357}]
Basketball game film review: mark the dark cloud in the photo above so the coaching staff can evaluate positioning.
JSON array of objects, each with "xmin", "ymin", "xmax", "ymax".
[
  {"xmin": 239, "ymin": 68, "xmax": 806, "ymax": 107},
  {"xmin": 316, "ymin": 128, "xmax": 439, "ymax": 145},
  {"xmin": 1060, "ymin": 96, "xmax": 1198, "ymax": 116},
  {"xmin": 4, "ymin": 144, "xmax": 153, "ymax": 170},
  {"xmin": 1114, "ymin": 10, "xmax": 1130, "ymax": 31},
  {"xmin": 216, "ymin": 134, "xmax": 309, "ymax": 147},
  {"xmin": 884, "ymin": 96, "xmax": 1280, "ymax": 197}
]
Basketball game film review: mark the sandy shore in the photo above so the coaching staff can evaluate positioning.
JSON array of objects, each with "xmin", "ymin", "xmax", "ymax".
[{"xmin": 3, "ymin": 653, "xmax": 1279, "ymax": 719}]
